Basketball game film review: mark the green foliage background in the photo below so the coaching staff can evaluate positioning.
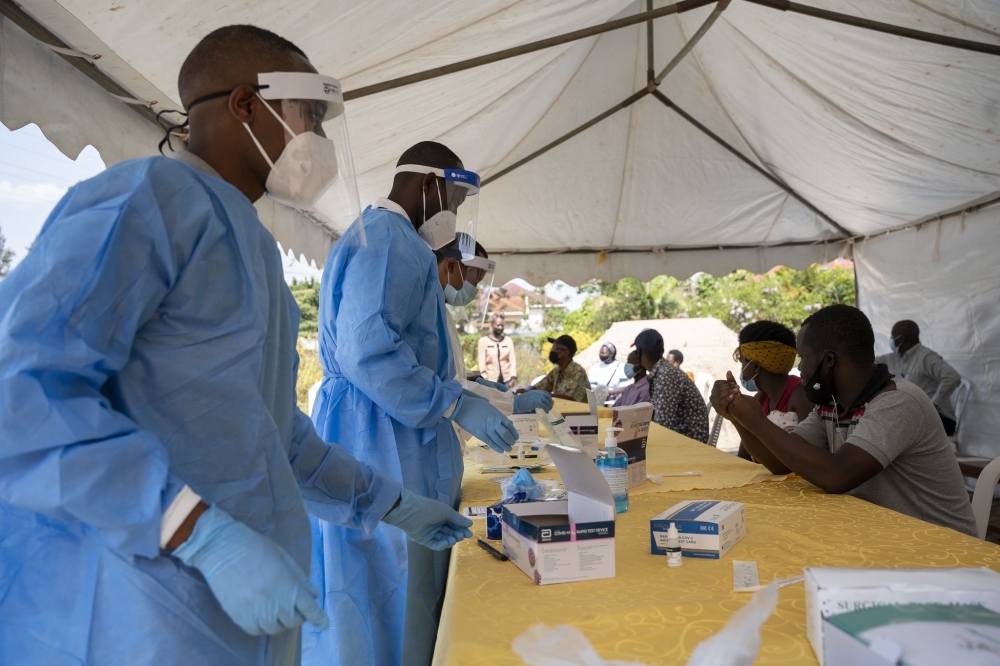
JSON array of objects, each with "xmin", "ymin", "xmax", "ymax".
[{"xmin": 294, "ymin": 264, "xmax": 855, "ymax": 405}]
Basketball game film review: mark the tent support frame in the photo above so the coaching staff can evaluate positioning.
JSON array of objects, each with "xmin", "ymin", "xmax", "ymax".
[
  {"xmin": 343, "ymin": 0, "xmax": 717, "ymax": 101},
  {"xmin": 651, "ymin": 90, "xmax": 850, "ymax": 237},
  {"xmin": 744, "ymin": 0, "xmax": 1000, "ymax": 57},
  {"xmin": 0, "ymin": 0, "xmax": 160, "ymax": 126}
]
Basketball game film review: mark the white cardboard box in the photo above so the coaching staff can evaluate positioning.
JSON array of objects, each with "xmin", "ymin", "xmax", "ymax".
[
  {"xmin": 822, "ymin": 603, "xmax": 1000, "ymax": 666},
  {"xmin": 804, "ymin": 567, "xmax": 1000, "ymax": 666},
  {"xmin": 650, "ymin": 500, "xmax": 746, "ymax": 559},
  {"xmin": 502, "ymin": 443, "xmax": 616, "ymax": 585},
  {"xmin": 611, "ymin": 402, "xmax": 653, "ymax": 488}
]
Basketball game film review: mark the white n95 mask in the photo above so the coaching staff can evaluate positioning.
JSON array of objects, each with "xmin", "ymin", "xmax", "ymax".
[
  {"xmin": 418, "ymin": 181, "xmax": 457, "ymax": 251},
  {"xmin": 244, "ymin": 93, "xmax": 338, "ymax": 212}
]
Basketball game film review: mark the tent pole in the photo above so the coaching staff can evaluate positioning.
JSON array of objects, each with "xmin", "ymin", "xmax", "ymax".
[
  {"xmin": 646, "ymin": 0, "xmax": 655, "ymax": 85},
  {"xmin": 651, "ymin": 89, "xmax": 851, "ymax": 237},
  {"xmin": 343, "ymin": 0, "xmax": 717, "ymax": 101},
  {"xmin": 0, "ymin": 0, "xmax": 161, "ymax": 127},
  {"xmin": 653, "ymin": 0, "xmax": 731, "ymax": 85},
  {"xmin": 744, "ymin": 0, "xmax": 1000, "ymax": 57},
  {"xmin": 481, "ymin": 89, "xmax": 649, "ymax": 186}
]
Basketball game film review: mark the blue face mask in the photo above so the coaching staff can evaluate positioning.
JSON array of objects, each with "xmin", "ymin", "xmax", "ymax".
[
  {"xmin": 740, "ymin": 362, "xmax": 758, "ymax": 393},
  {"xmin": 624, "ymin": 363, "xmax": 637, "ymax": 379},
  {"xmin": 889, "ymin": 336, "xmax": 901, "ymax": 354},
  {"xmin": 444, "ymin": 280, "xmax": 478, "ymax": 306}
]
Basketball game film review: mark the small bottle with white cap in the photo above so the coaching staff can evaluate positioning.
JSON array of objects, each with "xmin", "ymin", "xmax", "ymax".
[
  {"xmin": 596, "ymin": 427, "xmax": 628, "ymax": 513},
  {"xmin": 665, "ymin": 522, "xmax": 682, "ymax": 568}
]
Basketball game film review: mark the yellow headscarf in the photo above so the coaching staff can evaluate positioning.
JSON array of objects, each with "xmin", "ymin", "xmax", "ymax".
[{"xmin": 740, "ymin": 341, "xmax": 798, "ymax": 375}]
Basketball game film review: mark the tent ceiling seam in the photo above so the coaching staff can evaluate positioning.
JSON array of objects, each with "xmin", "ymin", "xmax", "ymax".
[
  {"xmin": 650, "ymin": 89, "xmax": 851, "ymax": 237},
  {"xmin": 608, "ymin": 21, "xmax": 647, "ymax": 249},
  {"xmin": 491, "ymin": 237, "xmax": 842, "ymax": 254},
  {"xmin": 342, "ymin": 0, "xmax": 718, "ymax": 100},
  {"xmin": 653, "ymin": 0, "xmax": 730, "ymax": 85},
  {"xmin": 903, "ymin": 0, "xmax": 1000, "ymax": 39},
  {"xmin": 0, "ymin": 0, "xmax": 160, "ymax": 127},
  {"xmin": 482, "ymin": 36, "xmax": 602, "ymax": 178},
  {"xmin": 847, "ymin": 192, "xmax": 1000, "ymax": 243}
]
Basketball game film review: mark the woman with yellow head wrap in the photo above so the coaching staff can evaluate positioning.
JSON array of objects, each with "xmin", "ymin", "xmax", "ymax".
[{"xmin": 734, "ymin": 321, "xmax": 816, "ymax": 462}]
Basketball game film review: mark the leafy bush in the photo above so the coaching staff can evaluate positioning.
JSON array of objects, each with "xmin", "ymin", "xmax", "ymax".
[{"xmin": 290, "ymin": 277, "xmax": 320, "ymax": 335}]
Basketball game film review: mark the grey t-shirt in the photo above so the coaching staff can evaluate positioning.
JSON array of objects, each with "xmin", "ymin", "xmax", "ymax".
[{"xmin": 792, "ymin": 381, "xmax": 977, "ymax": 536}]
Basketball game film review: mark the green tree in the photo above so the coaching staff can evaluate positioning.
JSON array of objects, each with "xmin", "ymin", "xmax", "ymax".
[
  {"xmin": 0, "ymin": 226, "xmax": 15, "ymax": 280},
  {"xmin": 289, "ymin": 277, "xmax": 320, "ymax": 335}
]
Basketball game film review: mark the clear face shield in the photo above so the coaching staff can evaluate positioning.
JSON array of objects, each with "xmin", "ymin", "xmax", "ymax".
[
  {"xmin": 251, "ymin": 72, "xmax": 366, "ymax": 246},
  {"xmin": 395, "ymin": 164, "xmax": 480, "ymax": 253},
  {"xmin": 463, "ymin": 255, "xmax": 496, "ymax": 330}
]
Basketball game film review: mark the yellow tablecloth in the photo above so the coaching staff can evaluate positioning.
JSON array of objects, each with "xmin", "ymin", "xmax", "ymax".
[
  {"xmin": 435, "ymin": 480, "xmax": 1000, "ymax": 665},
  {"xmin": 461, "ymin": 418, "xmax": 784, "ymax": 504}
]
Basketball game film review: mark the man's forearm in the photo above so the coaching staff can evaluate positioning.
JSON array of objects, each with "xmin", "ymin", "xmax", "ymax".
[
  {"xmin": 731, "ymin": 420, "xmax": 791, "ymax": 474},
  {"xmin": 733, "ymin": 409, "xmax": 859, "ymax": 493}
]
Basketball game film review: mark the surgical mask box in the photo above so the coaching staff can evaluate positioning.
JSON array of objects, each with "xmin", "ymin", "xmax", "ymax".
[
  {"xmin": 511, "ymin": 414, "xmax": 539, "ymax": 441},
  {"xmin": 650, "ymin": 500, "xmax": 746, "ymax": 559},
  {"xmin": 804, "ymin": 567, "xmax": 1000, "ymax": 666},
  {"xmin": 822, "ymin": 603, "xmax": 1000, "ymax": 666},
  {"xmin": 611, "ymin": 402, "xmax": 653, "ymax": 488},
  {"xmin": 502, "ymin": 443, "xmax": 616, "ymax": 585},
  {"xmin": 564, "ymin": 414, "xmax": 599, "ymax": 459}
]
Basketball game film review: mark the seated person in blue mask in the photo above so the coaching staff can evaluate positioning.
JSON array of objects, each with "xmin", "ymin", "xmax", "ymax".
[
  {"xmin": 712, "ymin": 304, "xmax": 976, "ymax": 536},
  {"xmin": 611, "ymin": 349, "xmax": 650, "ymax": 407}
]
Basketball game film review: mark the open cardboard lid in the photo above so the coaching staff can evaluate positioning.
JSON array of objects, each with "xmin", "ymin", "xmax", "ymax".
[
  {"xmin": 544, "ymin": 443, "xmax": 615, "ymax": 523},
  {"xmin": 806, "ymin": 567, "xmax": 1000, "ymax": 591}
]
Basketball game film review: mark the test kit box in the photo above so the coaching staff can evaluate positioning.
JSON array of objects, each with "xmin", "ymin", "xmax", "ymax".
[
  {"xmin": 822, "ymin": 603, "xmax": 1000, "ymax": 666},
  {"xmin": 804, "ymin": 567, "xmax": 1000, "ymax": 666},
  {"xmin": 511, "ymin": 413, "xmax": 539, "ymax": 441},
  {"xmin": 611, "ymin": 402, "xmax": 653, "ymax": 488},
  {"xmin": 650, "ymin": 500, "xmax": 746, "ymax": 559},
  {"xmin": 502, "ymin": 443, "xmax": 616, "ymax": 585},
  {"xmin": 565, "ymin": 414, "xmax": 599, "ymax": 459}
]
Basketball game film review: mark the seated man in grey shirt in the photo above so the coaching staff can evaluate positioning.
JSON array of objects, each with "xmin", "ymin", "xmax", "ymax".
[
  {"xmin": 876, "ymin": 319, "xmax": 962, "ymax": 436},
  {"xmin": 711, "ymin": 304, "xmax": 976, "ymax": 537}
]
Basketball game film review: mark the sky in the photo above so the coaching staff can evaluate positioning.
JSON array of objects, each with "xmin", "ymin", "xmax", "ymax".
[{"xmin": 0, "ymin": 121, "xmax": 583, "ymax": 309}]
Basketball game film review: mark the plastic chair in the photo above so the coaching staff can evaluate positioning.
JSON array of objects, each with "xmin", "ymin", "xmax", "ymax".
[
  {"xmin": 970, "ymin": 455, "xmax": 1000, "ymax": 540},
  {"xmin": 949, "ymin": 378, "xmax": 972, "ymax": 449},
  {"xmin": 707, "ymin": 410, "xmax": 724, "ymax": 448}
]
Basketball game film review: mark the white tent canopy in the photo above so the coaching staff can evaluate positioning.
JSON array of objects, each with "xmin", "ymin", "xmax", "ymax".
[{"xmin": 1, "ymin": 0, "xmax": 999, "ymax": 454}]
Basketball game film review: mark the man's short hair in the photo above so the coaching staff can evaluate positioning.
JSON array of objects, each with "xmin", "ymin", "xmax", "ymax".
[
  {"xmin": 396, "ymin": 141, "xmax": 462, "ymax": 170},
  {"xmin": 801, "ymin": 304, "xmax": 875, "ymax": 364},
  {"xmin": 178, "ymin": 25, "xmax": 307, "ymax": 106},
  {"xmin": 667, "ymin": 349, "xmax": 684, "ymax": 364},
  {"xmin": 894, "ymin": 320, "xmax": 920, "ymax": 338},
  {"xmin": 739, "ymin": 320, "xmax": 796, "ymax": 348},
  {"xmin": 491, "ymin": 314, "xmax": 505, "ymax": 321}
]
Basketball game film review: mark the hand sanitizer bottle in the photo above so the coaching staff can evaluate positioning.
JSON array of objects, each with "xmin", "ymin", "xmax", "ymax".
[
  {"xmin": 596, "ymin": 427, "xmax": 628, "ymax": 513},
  {"xmin": 666, "ymin": 522, "xmax": 682, "ymax": 567}
]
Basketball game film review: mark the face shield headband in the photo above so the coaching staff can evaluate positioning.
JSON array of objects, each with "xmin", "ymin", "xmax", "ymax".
[{"xmin": 395, "ymin": 164, "xmax": 480, "ymax": 254}]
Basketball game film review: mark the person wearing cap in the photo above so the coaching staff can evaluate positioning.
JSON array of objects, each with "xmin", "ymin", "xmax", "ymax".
[
  {"xmin": 530, "ymin": 334, "xmax": 589, "ymax": 402},
  {"xmin": 635, "ymin": 329, "xmax": 710, "ymax": 443},
  {"xmin": 588, "ymin": 342, "xmax": 629, "ymax": 393}
]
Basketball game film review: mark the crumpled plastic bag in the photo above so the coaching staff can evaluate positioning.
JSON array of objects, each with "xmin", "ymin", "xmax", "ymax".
[
  {"xmin": 501, "ymin": 467, "xmax": 546, "ymax": 501},
  {"xmin": 510, "ymin": 580, "xmax": 782, "ymax": 666},
  {"xmin": 593, "ymin": 385, "xmax": 610, "ymax": 406},
  {"xmin": 685, "ymin": 579, "xmax": 780, "ymax": 666},
  {"xmin": 512, "ymin": 624, "xmax": 643, "ymax": 666}
]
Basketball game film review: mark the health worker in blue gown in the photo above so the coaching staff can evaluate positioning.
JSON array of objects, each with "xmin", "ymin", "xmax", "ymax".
[
  {"xmin": 0, "ymin": 26, "xmax": 470, "ymax": 666},
  {"xmin": 306, "ymin": 142, "xmax": 519, "ymax": 666}
]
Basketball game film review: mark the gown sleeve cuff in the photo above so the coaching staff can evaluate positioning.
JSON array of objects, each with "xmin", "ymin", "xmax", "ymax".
[{"xmin": 160, "ymin": 485, "xmax": 203, "ymax": 549}]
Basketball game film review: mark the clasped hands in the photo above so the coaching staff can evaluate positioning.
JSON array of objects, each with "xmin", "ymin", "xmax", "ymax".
[{"xmin": 710, "ymin": 371, "xmax": 760, "ymax": 425}]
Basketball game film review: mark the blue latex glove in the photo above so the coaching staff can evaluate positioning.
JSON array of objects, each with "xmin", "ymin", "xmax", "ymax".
[
  {"xmin": 461, "ymin": 387, "xmax": 489, "ymax": 401},
  {"xmin": 172, "ymin": 505, "xmax": 328, "ymax": 636},
  {"xmin": 513, "ymin": 390, "xmax": 553, "ymax": 414},
  {"xmin": 474, "ymin": 376, "xmax": 509, "ymax": 392},
  {"xmin": 382, "ymin": 488, "xmax": 474, "ymax": 550},
  {"xmin": 450, "ymin": 394, "xmax": 518, "ymax": 453}
]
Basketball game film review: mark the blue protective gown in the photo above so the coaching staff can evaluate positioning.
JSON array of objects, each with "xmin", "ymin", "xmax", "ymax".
[
  {"xmin": 0, "ymin": 155, "xmax": 401, "ymax": 666},
  {"xmin": 304, "ymin": 203, "xmax": 464, "ymax": 666}
]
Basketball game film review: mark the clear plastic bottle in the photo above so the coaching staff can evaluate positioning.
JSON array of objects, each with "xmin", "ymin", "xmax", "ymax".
[
  {"xmin": 666, "ymin": 522, "xmax": 682, "ymax": 567},
  {"xmin": 596, "ymin": 427, "xmax": 628, "ymax": 513}
]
